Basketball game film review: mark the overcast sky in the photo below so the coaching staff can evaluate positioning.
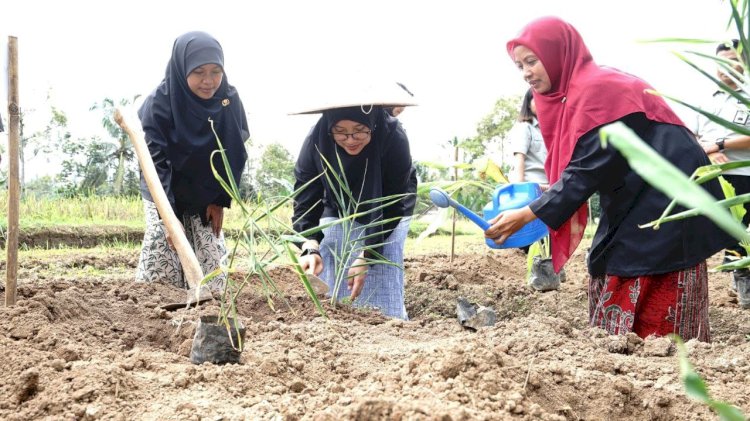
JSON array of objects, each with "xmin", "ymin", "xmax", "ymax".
[{"xmin": 1, "ymin": 0, "xmax": 737, "ymax": 179}]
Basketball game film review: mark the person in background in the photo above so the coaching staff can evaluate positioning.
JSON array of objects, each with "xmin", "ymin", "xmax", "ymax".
[
  {"xmin": 383, "ymin": 82, "xmax": 415, "ymax": 118},
  {"xmin": 136, "ymin": 31, "xmax": 249, "ymax": 292},
  {"xmin": 293, "ymin": 105, "xmax": 415, "ymax": 319},
  {"xmin": 384, "ymin": 82, "xmax": 419, "ymax": 211},
  {"xmin": 693, "ymin": 39, "xmax": 750, "ymax": 309},
  {"xmin": 509, "ymin": 88, "xmax": 549, "ymax": 191},
  {"xmin": 486, "ymin": 16, "xmax": 735, "ymax": 341},
  {"xmin": 0, "ymin": 111, "xmax": 3, "ymax": 165},
  {"xmin": 507, "ymin": 88, "xmax": 562, "ymax": 289}
]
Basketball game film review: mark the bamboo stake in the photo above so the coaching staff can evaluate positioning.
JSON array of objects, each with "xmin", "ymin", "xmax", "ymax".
[
  {"xmin": 6, "ymin": 36, "xmax": 19, "ymax": 306},
  {"xmin": 450, "ymin": 141, "xmax": 458, "ymax": 263}
]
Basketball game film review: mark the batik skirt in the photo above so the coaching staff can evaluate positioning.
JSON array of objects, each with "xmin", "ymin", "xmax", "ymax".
[
  {"xmin": 135, "ymin": 200, "xmax": 227, "ymax": 291},
  {"xmin": 588, "ymin": 261, "xmax": 710, "ymax": 342}
]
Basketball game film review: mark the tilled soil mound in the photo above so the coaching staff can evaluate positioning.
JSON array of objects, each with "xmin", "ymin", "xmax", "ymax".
[{"xmin": 1, "ymin": 243, "xmax": 749, "ymax": 420}]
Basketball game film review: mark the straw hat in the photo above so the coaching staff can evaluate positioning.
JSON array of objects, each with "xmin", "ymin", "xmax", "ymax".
[{"xmin": 291, "ymin": 79, "xmax": 417, "ymax": 115}]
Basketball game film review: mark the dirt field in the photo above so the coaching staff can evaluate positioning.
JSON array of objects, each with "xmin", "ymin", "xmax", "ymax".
[{"xmin": 1, "ymin": 237, "xmax": 749, "ymax": 420}]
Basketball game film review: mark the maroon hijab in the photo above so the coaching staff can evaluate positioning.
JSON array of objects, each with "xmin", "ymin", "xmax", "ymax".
[{"xmin": 506, "ymin": 17, "xmax": 685, "ymax": 271}]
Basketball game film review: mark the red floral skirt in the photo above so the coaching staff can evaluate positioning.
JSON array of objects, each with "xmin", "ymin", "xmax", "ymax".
[{"xmin": 588, "ymin": 261, "xmax": 710, "ymax": 342}]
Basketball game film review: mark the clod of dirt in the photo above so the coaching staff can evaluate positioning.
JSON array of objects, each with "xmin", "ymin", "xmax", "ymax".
[
  {"xmin": 15, "ymin": 368, "xmax": 39, "ymax": 404},
  {"xmin": 642, "ymin": 336, "xmax": 674, "ymax": 357}
]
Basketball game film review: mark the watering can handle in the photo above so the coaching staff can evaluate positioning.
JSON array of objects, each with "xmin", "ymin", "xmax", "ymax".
[
  {"xmin": 493, "ymin": 182, "xmax": 541, "ymax": 207},
  {"xmin": 492, "ymin": 183, "xmax": 514, "ymax": 207}
]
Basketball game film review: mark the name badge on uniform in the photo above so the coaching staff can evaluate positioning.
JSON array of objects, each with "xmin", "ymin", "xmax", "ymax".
[{"xmin": 733, "ymin": 109, "xmax": 750, "ymax": 126}]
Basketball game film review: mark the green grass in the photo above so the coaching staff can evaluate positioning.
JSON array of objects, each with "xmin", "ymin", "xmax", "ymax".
[
  {"xmin": 1, "ymin": 195, "xmax": 598, "ymax": 256},
  {"xmin": 407, "ymin": 218, "xmax": 480, "ymax": 238},
  {"xmin": 406, "ymin": 232, "xmax": 486, "ymax": 255},
  {"xmin": 0, "ymin": 194, "xmax": 283, "ymax": 231}
]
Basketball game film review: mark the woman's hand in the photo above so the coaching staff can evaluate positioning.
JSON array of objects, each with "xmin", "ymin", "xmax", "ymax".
[
  {"xmin": 165, "ymin": 222, "xmax": 185, "ymax": 250},
  {"xmin": 484, "ymin": 206, "xmax": 537, "ymax": 245},
  {"xmin": 299, "ymin": 240, "xmax": 323, "ymax": 276},
  {"xmin": 347, "ymin": 253, "xmax": 368, "ymax": 300},
  {"xmin": 300, "ymin": 254, "xmax": 323, "ymax": 276},
  {"xmin": 707, "ymin": 151, "xmax": 729, "ymax": 164},
  {"xmin": 206, "ymin": 204, "xmax": 224, "ymax": 237}
]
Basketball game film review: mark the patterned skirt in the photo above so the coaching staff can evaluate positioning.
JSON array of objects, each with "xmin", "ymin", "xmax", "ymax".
[
  {"xmin": 135, "ymin": 200, "xmax": 227, "ymax": 291},
  {"xmin": 318, "ymin": 217, "xmax": 410, "ymax": 320},
  {"xmin": 588, "ymin": 261, "xmax": 710, "ymax": 342}
]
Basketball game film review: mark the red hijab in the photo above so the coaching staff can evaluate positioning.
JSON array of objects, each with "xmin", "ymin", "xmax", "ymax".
[{"xmin": 506, "ymin": 17, "xmax": 685, "ymax": 272}]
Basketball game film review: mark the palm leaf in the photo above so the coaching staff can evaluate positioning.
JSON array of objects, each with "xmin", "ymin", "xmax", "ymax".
[{"xmin": 599, "ymin": 122, "xmax": 749, "ymax": 242}]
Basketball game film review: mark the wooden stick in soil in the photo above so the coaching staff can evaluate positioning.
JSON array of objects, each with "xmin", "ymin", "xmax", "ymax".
[
  {"xmin": 450, "ymin": 142, "xmax": 458, "ymax": 263},
  {"xmin": 5, "ymin": 36, "xmax": 20, "ymax": 306},
  {"xmin": 112, "ymin": 109, "xmax": 207, "ymax": 305}
]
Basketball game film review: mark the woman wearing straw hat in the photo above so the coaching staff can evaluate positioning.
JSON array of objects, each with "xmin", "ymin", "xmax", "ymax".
[{"xmin": 293, "ymin": 104, "xmax": 416, "ymax": 319}]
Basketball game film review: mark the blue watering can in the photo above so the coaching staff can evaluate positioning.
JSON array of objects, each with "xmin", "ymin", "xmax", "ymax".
[{"xmin": 429, "ymin": 182, "xmax": 548, "ymax": 249}]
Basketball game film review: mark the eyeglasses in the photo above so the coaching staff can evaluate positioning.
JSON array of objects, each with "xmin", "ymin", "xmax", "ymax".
[{"xmin": 331, "ymin": 131, "xmax": 371, "ymax": 142}]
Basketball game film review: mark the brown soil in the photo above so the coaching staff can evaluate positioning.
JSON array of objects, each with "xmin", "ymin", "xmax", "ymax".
[
  {"xmin": 1, "ymin": 240, "xmax": 749, "ymax": 420},
  {"xmin": 0, "ymin": 226, "xmax": 145, "ymax": 249}
]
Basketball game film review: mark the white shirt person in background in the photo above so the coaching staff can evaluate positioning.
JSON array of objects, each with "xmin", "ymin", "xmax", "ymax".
[
  {"xmin": 509, "ymin": 88, "xmax": 549, "ymax": 191},
  {"xmin": 693, "ymin": 39, "xmax": 750, "ymax": 308}
]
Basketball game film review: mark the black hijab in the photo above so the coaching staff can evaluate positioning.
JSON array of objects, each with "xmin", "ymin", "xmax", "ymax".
[
  {"xmin": 138, "ymin": 31, "xmax": 248, "ymax": 217},
  {"xmin": 292, "ymin": 105, "xmax": 415, "ymax": 250},
  {"xmin": 311, "ymin": 106, "xmax": 409, "ymax": 223}
]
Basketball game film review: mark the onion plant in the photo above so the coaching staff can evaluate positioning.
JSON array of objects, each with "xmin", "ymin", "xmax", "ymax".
[
  {"xmin": 284, "ymin": 149, "xmax": 409, "ymax": 308},
  {"xmin": 206, "ymin": 123, "xmax": 411, "ymax": 348}
]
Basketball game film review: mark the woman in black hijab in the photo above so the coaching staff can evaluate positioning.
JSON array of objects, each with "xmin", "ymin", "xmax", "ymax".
[
  {"xmin": 293, "ymin": 105, "xmax": 416, "ymax": 319},
  {"xmin": 135, "ymin": 31, "xmax": 249, "ymax": 291}
]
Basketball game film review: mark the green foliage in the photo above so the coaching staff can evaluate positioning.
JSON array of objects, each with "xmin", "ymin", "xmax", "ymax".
[
  {"xmin": 18, "ymin": 96, "xmax": 142, "ymax": 198},
  {"xmin": 414, "ymin": 95, "xmax": 519, "ymax": 221},
  {"xmin": 19, "ymin": 105, "xmax": 70, "ymax": 192},
  {"xmin": 253, "ymin": 142, "xmax": 295, "ymax": 199},
  {"xmin": 58, "ymin": 135, "xmax": 115, "ymax": 196},
  {"xmin": 624, "ymin": 3, "xmax": 750, "ymax": 418},
  {"xmin": 599, "ymin": 122, "xmax": 749, "ymax": 242},
  {"xmin": 469, "ymin": 95, "xmax": 522, "ymax": 163},
  {"xmin": 0, "ymin": 192, "xmax": 280, "ymax": 234},
  {"xmin": 207, "ymin": 116, "xmax": 410, "ymax": 324},
  {"xmin": 303, "ymin": 149, "xmax": 407, "ymax": 304},
  {"xmin": 89, "ymin": 97, "xmax": 141, "ymax": 196},
  {"xmin": 0, "ymin": 194, "xmax": 145, "ymax": 228},
  {"xmin": 207, "ymin": 119, "xmax": 324, "ymax": 329},
  {"xmin": 671, "ymin": 335, "xmax": 746, "ymax": 421},
  {"xmin": 407, "ymin": 218, "xmax": 478, "ymax": 238}
]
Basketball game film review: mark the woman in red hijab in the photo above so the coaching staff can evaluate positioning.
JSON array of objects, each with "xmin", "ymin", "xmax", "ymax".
[{"xmin": 486, "ymin": 17, "xmax": 734, "ymax": 341}]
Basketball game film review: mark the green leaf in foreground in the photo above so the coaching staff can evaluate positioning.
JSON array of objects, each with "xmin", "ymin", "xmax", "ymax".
[
  {"xmin": 599, "ymin": 122, "xmax": 749, "ymax": 242},
  {"xmin": 671, "ymin": 335, "xmax": 746, "ymax": 421}
]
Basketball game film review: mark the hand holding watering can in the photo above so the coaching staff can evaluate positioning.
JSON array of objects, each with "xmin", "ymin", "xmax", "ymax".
[{"xmin": 429, "ymin": 182, "xmax": 547, "ymax": 249}]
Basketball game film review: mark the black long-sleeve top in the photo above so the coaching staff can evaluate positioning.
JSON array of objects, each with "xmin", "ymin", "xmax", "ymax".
[
  {"xmin": 292, "ymin": 111, "xmax": 416, "ymax": 252},
  {"xmin": 137, "ymin": 31, "xmax": 249, "ymax": 223},
  {"xmin": 138, "ymin": 95, "xmax": 249, "ymax": 222},
  {"xmin": 531, "ymin": 113, "xmax": 735, "ymax": 277}
]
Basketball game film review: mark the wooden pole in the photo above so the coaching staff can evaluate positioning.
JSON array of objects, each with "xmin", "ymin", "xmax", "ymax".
[
  {"xmin": 450, "ymin": 141, "xmax": 458, "ymax": 263},
  {"xmin": 6, "ymin": 36, "xmax": 19, "ymax": 306}
]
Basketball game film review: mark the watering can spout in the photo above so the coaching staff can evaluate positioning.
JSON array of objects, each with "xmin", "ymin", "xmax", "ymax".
[{"xmin": 428, "ymin": 184, "xmax": 547, "ymax": 249}]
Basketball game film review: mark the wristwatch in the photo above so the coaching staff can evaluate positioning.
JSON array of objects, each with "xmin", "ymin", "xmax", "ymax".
[
  {"xmin": 300, "ymin": 248, "xmax": 321, "ymax": 257},
  {"xmin": 715, "ymin": 138, "xmax": 726, "ymax": 152}
]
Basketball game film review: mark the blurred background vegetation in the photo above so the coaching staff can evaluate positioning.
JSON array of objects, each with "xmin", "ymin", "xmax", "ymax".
[{"xmin": 0, "ymin": 89, "xmax": 602, "ymax": 249}]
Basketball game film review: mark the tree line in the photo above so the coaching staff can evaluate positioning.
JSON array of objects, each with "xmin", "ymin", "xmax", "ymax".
[{"xmin": 2, "ymin": 94, "xmax": 525, "ymax": 209}]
